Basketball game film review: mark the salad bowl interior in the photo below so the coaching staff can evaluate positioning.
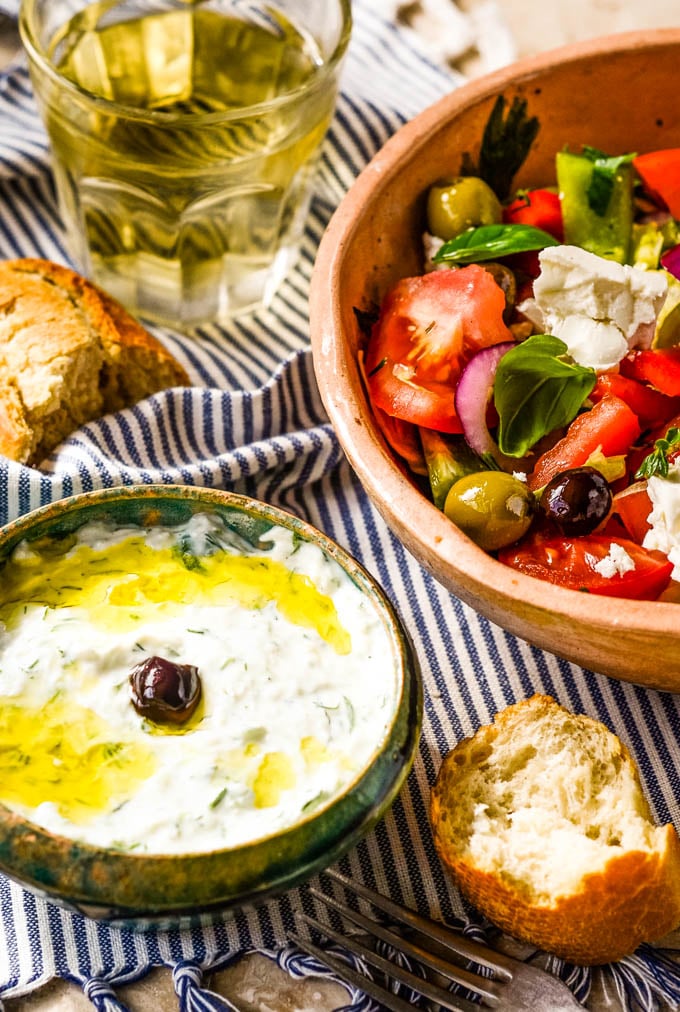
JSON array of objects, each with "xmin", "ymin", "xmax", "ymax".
[
  {"xmin": 310, "ymin": 30, "xmax": 680, "ymax": 692},
  {"xmin": 0, "ymin": 485, "xmax": 421, "ymax": 925}
]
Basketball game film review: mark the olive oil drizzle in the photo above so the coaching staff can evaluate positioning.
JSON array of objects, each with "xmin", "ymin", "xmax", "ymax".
[
  {"xmin": 0, "ymin": 527, "xmax": 353, "ymax": 823},
  {"xmin": 0, "ymin": 535, "xmax": 352, "ymax": 653},
  {"xmin": 0, "ymin": 696, "xmax": 156, "ymax": 823}
]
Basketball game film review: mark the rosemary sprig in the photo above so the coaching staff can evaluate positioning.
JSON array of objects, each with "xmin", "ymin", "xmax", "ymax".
[{"xmin": 461, "ymin": 94, "xmax": 540, "ymax": 202}]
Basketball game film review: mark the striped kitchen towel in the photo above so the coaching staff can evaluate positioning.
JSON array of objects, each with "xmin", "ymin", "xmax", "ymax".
[{"xmin": 1, "ymin": 2, "xmax": 680, "ymax": 1011}]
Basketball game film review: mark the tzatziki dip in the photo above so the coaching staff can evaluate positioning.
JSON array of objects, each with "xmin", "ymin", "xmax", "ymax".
[{"xmin": 0, "ymin": 512, "xmax": 399, "ymax": 855}]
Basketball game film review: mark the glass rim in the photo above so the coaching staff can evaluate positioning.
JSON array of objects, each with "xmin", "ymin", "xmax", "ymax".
[{"xmin": 18, "ymin": 0, "xmax": 353, "ymax": 126}]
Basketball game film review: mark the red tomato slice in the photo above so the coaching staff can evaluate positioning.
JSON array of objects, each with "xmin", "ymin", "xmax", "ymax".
[
  {"xmin": 633, "ymin": 149, "xmax": 680, "ymax": 218},
  {"xmin": 600, "ymin": 514, "xmax": 633, "ymax": 540},
  {"xmin": 589, "ymin": 372, "xmax": 680, "ymax": 429},
  {"xmin": 611, "ymin": 480, "xmax": 654, "ymax": 544},
  {"xmin": 503, "ymin": 189, "xmax": 564, "ymax": 241},
  {"xmin": 371, "ymin": 401, "xmax": 427, "ymax": 474},
  {"xmin": 527, "ymin": 394, "xmax": 641, "ymax": 491},
  {"xmin": 498, "ymin": 533, "xmax": 672, "ymax": 600},
  {"xmin": 620, "ymin": 348, "xmax": 680, "ymax": 397},
  {"xmin": 364, "ymin": 266, "xmax": 513, "ymax": 433}
]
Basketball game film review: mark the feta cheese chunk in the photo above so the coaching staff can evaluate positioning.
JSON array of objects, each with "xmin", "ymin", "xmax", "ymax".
[
  {"xmin": 643, "ymin": 460, "xmax": 680, "ymax": 580},
  {"xmin": 519, "ymin": 245, "xmax": 668, "ymax": 371},
  {"xmin": 422, "ymin": 231, "xmax": 449, "ymax": 272},
  {"xmin": 593, "ymin": 542, "xmax": 636, "ymax": 579}
]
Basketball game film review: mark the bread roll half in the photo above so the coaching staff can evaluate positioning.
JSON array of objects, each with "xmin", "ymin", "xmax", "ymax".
[
  {"xmin": 430, "ymin": 694, "xmax": 680, "ymax": 964},
  {"xmin": 0, "ymin": 258, "xmax": 189, "ymax": 466}
]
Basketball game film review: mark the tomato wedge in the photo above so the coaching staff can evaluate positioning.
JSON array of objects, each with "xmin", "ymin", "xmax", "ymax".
[
  {"xmin": 501, "ymin": 190, "xmax": 563, "ymax": 285},
  {"xmin": 589, "ymin": 372, "xmax": 680, "ymax": 430},
  {"xmin": 611, "ymin": 481, "xmax": 654, "ymax": 544},
  {"xmin": 503, "ymin": 189, "xmax": 564, "ymax": 241},
  {"xmin": 620, "ymin": 347, "xmax": 680, "ymax": 397},
  {"xmin": 527, "ymin": 394, "xmax": 641, "ymax": 491},
  {"xmin": 633, "ymin": 149, "xmax": 680, "ymax": 218},
  {"xmin": 498, "ymin": 533, "xmax": 672, "ymax": 600},
  {"xmin": 364, "ymin": 266, "xmax": 513, "ymax": 433},
  {"xmin": 371, "ymin": 402, "xmax": 427, "ymax": 474}
]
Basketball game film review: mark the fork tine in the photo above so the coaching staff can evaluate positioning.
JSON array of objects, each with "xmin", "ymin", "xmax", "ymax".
[
  {"xmin": 290, "ymin": 931, "xmax": 420, "ymax": 1012},
  {"xmin": 308, "ymin": 885, "xmax": 503, "ymax": 1006},
  {"xmin": 297, "ymin": 912, "xmax": 480, "ymax": 1012},
  {"xmin": 324, "ymin": 867, "xmax": 515, "ymax": 978}
]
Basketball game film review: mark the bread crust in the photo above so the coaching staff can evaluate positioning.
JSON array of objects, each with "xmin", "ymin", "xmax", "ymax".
[
  {"xmin": 430, "ymin": 694, "xmax": 680, "ymax": 965},
  {"xmin": 0, "ymin": 258, "xmax": 189, "ymax": 465}
]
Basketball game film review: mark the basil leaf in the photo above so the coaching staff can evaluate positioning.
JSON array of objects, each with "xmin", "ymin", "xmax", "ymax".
[
  {"xmin": 433, "ymin": 224, "xmax": 559, "ymax": 265},
  {"xmin": 581, "ymin": 146, "xmax": 636, "ymax": 217},
  {"xmin": 493, "ymin": 335, "xmax": 596, "ymax": 456}
]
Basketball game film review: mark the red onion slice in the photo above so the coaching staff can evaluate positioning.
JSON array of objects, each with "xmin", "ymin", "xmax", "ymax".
[
  {"xmin": 661, "ymin": 244, "xmax": 680, "ymax": 282},
  {"xmin": 454, "ymin": 342, "xmax": 516, "ymax": 469}
]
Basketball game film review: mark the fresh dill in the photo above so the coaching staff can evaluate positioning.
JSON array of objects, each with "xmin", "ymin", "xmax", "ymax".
[{"xmin": 210, "ymin": 787, "xmax": 228, "ymax": 810}]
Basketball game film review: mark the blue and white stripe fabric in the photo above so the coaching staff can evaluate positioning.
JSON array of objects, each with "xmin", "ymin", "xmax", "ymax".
[{"xmin": 1, "ymin": 3, "xmax": 680, "ymax": 1011}]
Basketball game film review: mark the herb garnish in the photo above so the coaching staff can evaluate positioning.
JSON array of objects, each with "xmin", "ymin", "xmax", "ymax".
[
  {"xmin": 433, "ymin": 223, "xmax": 559, "ymax": 265},
  {"xmin": 367, "ymin": 356, "xmax": 386, "ymax": 377},
  {"xmin": 172, "ymin": 539, "xmax": 205, "ymax": 572},
  {"xmin": 461, "ymin": 95, "xmax": 540, "ymax": 201},
  {"xmin": 343, "ymin": 695, "xmax": 356, "ymax": 733},
  {"xmin": 494, "ymin": 335, "xmax": 596, "ymax": 456},
  {"xmin": 302, "ymin": 790, "xmax": 330, "ymax": 813},
  {"xmin": 102, "ymin": 743, "xmax": 124, "ymax": 761},
  {"xmin": 210, "ymin": 787, "xmax": 228, "ymax": 810},
  {"xmin": 636, "ymin": 427, "xmax": 680, "ymax": 479}
]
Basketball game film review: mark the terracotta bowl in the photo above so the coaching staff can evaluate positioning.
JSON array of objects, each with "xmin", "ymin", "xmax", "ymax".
[
  {"xmin": 310, "ymin": 30, "xmax": 680, "ymax": 692},
  {"xmin": 0, "ymin": 486, "xmax": 421, "ymax": 925}
]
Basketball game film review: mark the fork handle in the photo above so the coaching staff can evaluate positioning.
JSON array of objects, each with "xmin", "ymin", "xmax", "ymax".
[
  {"xmin": 290, "ymin": 932, "xmax": 422, "ymax": 1012},
  {"xmin": 326, "ymin": 868, "xmax": 515, "ymax": 979}
]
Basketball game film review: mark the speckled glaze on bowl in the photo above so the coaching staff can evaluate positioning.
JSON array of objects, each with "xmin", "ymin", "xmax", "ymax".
[
  {"xmin": 310, "ymin": 30, "xmax": 680, "ymax": 692},
  {"xmin": 0, "ymin": 485, "xmax": 422, "ymax": 926}
]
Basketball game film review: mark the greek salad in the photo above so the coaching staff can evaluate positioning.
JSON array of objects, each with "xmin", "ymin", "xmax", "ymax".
[{"xmin": 360, "ymin": 96, "xmax": 680, "ymax": 602}]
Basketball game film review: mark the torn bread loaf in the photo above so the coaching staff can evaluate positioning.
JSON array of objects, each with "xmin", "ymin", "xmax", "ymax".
[
  {"xmin": 0, "ymin": 258, "xmax": 189, "ymax": 465},
  {"xmin": 430, "ymin": 693, "xmax": 680, "ymax": 965}
]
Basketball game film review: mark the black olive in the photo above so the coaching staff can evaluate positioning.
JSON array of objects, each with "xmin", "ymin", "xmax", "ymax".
[
  {"xmin": 129, "ymin": 655, "xmax": 201, "ymax": 725},
  {"xmin": 539, "ymin": 466, "xmax": 613, "ymax": 537}
]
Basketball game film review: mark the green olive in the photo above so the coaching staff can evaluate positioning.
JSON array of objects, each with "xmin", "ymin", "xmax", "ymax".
[
  {"xmin": 444, "ymin": 471, "xmax": 535, "ymax": 551},
  {"xmin": 426, "ymin": 176, "xmax": 503, "ymax": 240}
]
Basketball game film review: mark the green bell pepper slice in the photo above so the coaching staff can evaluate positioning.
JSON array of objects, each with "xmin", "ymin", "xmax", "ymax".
[{"xmin": 556, "ymin": 150, "xmax": 634, "ymax": 264}]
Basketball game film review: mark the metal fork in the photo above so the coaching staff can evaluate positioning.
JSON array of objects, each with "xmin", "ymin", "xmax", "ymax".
[{"xmin": 291, "ymin": 868, "xmax": 584, "ymax": 1011}]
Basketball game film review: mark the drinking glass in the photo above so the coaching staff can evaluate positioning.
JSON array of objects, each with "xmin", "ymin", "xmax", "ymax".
[{"xmin": 19, "ymin": 0, "xmax": 352, "ymax": 327}]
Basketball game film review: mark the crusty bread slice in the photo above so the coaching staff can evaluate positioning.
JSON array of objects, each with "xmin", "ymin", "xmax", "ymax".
[
  {"xmin": 0, "ymin": 258, "xmax": 189, "ymax": 466},
  {"xmin": 429, "ymin": 694, "xmax": 680, "ymax": 965}
]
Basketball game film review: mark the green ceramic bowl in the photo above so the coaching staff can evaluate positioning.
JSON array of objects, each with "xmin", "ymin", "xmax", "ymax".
[{"xmin": 0, "ymin": 485, "xmax": 421, "ymax": 927}]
